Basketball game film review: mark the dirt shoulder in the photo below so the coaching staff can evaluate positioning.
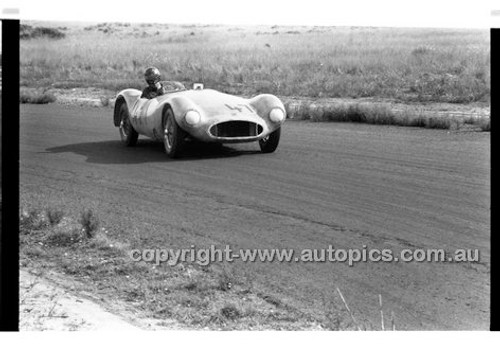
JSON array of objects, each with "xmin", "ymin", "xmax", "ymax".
[
  {"xmin": 20, "ymin": 87, "xmax": 118, "ymax": 107},
  {"xmin": 19, "ymin": 208, "xmax": 328, "ymax": 331},
  {"xmin": 20, "ymin": 269, "xmax": 182, "ymax": 331}
]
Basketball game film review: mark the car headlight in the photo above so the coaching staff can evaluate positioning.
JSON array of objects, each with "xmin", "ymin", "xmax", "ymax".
[
  {"xmin": 269, "ymin": 108, "xmax": 285, "ymax": 123},
  {"xmin": 185, "ymin": 110, "xmax": 201, "ymax": 126}
]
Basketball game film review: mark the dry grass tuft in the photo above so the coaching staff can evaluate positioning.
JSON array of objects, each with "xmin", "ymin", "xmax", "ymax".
[
  {"xmin": 220, "ymin": 304, "xmax": 242, "ymax": 320},
  {"xmin": 46, "ymin": 208, "xmax": 64, "ymax": 225},
  {"xmin": 80, "ymin": 209, "xmax": 99, "ymax": 238},
  {"xmin": 20, "ymin": 91, "xmax": 57, "ymax": 104},
  {"xmin": 46, "ymin": 228, "xmax": 83, "ymax": 247}
]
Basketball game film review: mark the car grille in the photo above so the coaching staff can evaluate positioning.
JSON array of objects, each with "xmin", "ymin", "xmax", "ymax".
[{"xmin": 210, "ymin": 121, "xmax": 263, "ymax": 138}]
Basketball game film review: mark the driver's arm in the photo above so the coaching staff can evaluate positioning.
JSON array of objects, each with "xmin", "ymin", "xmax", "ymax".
[{"xmin": 141, "ymin": 87, "xmax": 150, "ymax": 99}]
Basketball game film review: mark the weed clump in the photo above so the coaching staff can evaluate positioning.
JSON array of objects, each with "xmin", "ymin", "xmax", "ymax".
[
  {"xmin": 478, "ymin": 118, "xmax": 490, "ymax": 131},
  {"xmin": 411, "ymin": 46, "xmax": 433, "ymax": 56},
  {"xmin": 20, "ymin": 92, "xmax": 56, "ymax": 104},
  {"xmin": 46, "ymin": 228, "xmax": 82, "ymax": 247},
  {"xmin": 217, "ymin": 269, "xmax": 233, "ymax": 291},
  {"xmin": 100, "ymin": 97, "xmax": 110, "ymax": 107},
  {"xmin": 220, "ymin": 304, "xmax": 241, "ymax": 320},
  {"xmin": 80, "ymin": 209, "xmax": 99, "ymax": 238},
  {"xmin": 259, "ymin": 294, "xmax": 283, "ymax": 308},
  {"xmin": 184, "ymin": 281, "xmax": 198, "ymax": 291},
  {"xmin": 425, "ymin": 117, "xmax": 451, "ymax": 129},
  {"xmin": 20, "ymin": 209, "xmax": 45, "ymax": 230},
  {"xmin": 46, "ymin": 208, "xmax": 64, "ymax": 225}
]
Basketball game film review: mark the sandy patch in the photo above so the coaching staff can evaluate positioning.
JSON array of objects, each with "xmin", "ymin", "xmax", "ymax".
[
  {"xmin": 20, "ymin": 270, "xmax": 140, "ymax": 330},
  {"xmin": 20, "ymin": 270, "xmax": 183, "ymax": 330}
]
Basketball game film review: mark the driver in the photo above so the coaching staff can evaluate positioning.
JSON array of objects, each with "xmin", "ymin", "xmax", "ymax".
[{"xmin": 141, "ymin": 66, "xmax": 167, "ymax": 99}]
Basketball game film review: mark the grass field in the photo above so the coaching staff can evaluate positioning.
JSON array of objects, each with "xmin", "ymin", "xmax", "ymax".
[{"xmin": 20, "ymin": 22, "xmax": 490, "ymax": 105}]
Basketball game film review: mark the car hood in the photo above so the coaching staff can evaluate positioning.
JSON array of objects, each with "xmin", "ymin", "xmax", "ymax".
[{"xmin": 159, "ymin": 89, "xmax": 256, "ymax": 118}]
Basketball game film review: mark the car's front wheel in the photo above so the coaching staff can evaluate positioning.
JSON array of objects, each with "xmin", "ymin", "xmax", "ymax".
[
  {"xmin": 259, "ymin": 127, "xmax": 281, "ymax": 153},
  {"xmin": 163, "ymin": 108, "xmax": 186, "ymax": 158},
  {"xmin": 118, "ymin": 100, "xmax": 138, "ymax": 147}
]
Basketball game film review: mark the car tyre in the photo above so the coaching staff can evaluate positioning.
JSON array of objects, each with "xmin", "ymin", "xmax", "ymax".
[
  {"xmin": 163, "ymin": 107, "xmax": 186, "ymax": 158},
  {"xmin": 118, "ymin": 100, "xmax": 138, "ymax": 147},
  {"xmin": 259, "ymin": 127, "xmax": 281, "ymax": 153}
]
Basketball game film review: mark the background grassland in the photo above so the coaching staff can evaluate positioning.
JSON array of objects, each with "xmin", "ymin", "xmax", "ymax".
[{"xmin": 20, "ymin": 22, "xmax": 490, "ymax": 104}]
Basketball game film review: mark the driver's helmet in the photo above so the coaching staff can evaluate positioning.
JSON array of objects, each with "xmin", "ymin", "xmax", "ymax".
[{"xmin": 144, "ymin": 67, "xmax": 161, "ymax": 84}]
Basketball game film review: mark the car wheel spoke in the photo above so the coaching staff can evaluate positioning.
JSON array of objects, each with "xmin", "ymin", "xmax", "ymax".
[
  {"xmin": 120, "ymin": 114, "xmax": 129, "ymax": 138},
  {"xmin": 164, "ymin": 117, "xmax": 173, "ymax": 149}
]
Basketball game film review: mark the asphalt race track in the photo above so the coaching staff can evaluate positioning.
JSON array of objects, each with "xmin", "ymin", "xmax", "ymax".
[{"xmin": 20, "ymin": 104, "xmax": 490, "ymax": 330}]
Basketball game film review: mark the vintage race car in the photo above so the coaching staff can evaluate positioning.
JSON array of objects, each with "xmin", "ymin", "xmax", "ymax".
[{"xmin": 113, "ymin": 82, "xmax": 286, "ymax": 158}]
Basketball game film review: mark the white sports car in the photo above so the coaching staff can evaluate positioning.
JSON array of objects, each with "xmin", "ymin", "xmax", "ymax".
[{"xmin": 113, "ymin": 82, "xmax": 286, "ymax": 158}]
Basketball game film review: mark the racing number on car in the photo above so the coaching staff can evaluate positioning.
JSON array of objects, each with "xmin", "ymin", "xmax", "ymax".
[
  {"xmin": 131, "ymin": 101, "xmax": 142, "ymax": 122},
  {"xmin": 132, "ymin": 100, "xmax": 152, "ymax": 124},
  {"xmin": 224, "ymin": 103, "xmax": 254, "ymax": 113}
]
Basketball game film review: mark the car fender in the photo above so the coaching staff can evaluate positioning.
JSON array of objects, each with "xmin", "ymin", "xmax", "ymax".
[
  {"xmin": 113, "ymin": 89, "xmax": 142, "ymax": 127},
  {"xmin": 156, "ymin": 94, "xmax": 201, "ymax": 133},
  {"xmin": 249, "ymin": 94, "xmax": 286, "ymax": 131}
]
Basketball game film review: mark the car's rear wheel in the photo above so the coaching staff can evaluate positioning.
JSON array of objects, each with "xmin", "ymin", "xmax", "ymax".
[
  {"xmin": 118, "ymin": 100, "xmax": 138, "ymax": 147},
  {"xmin": 259, "ymin": 127, "xmax": 281, "ymax": 153},
  {"xmin": 163, "ymin": 108, "xmax": 186, "ymax": 158}
]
